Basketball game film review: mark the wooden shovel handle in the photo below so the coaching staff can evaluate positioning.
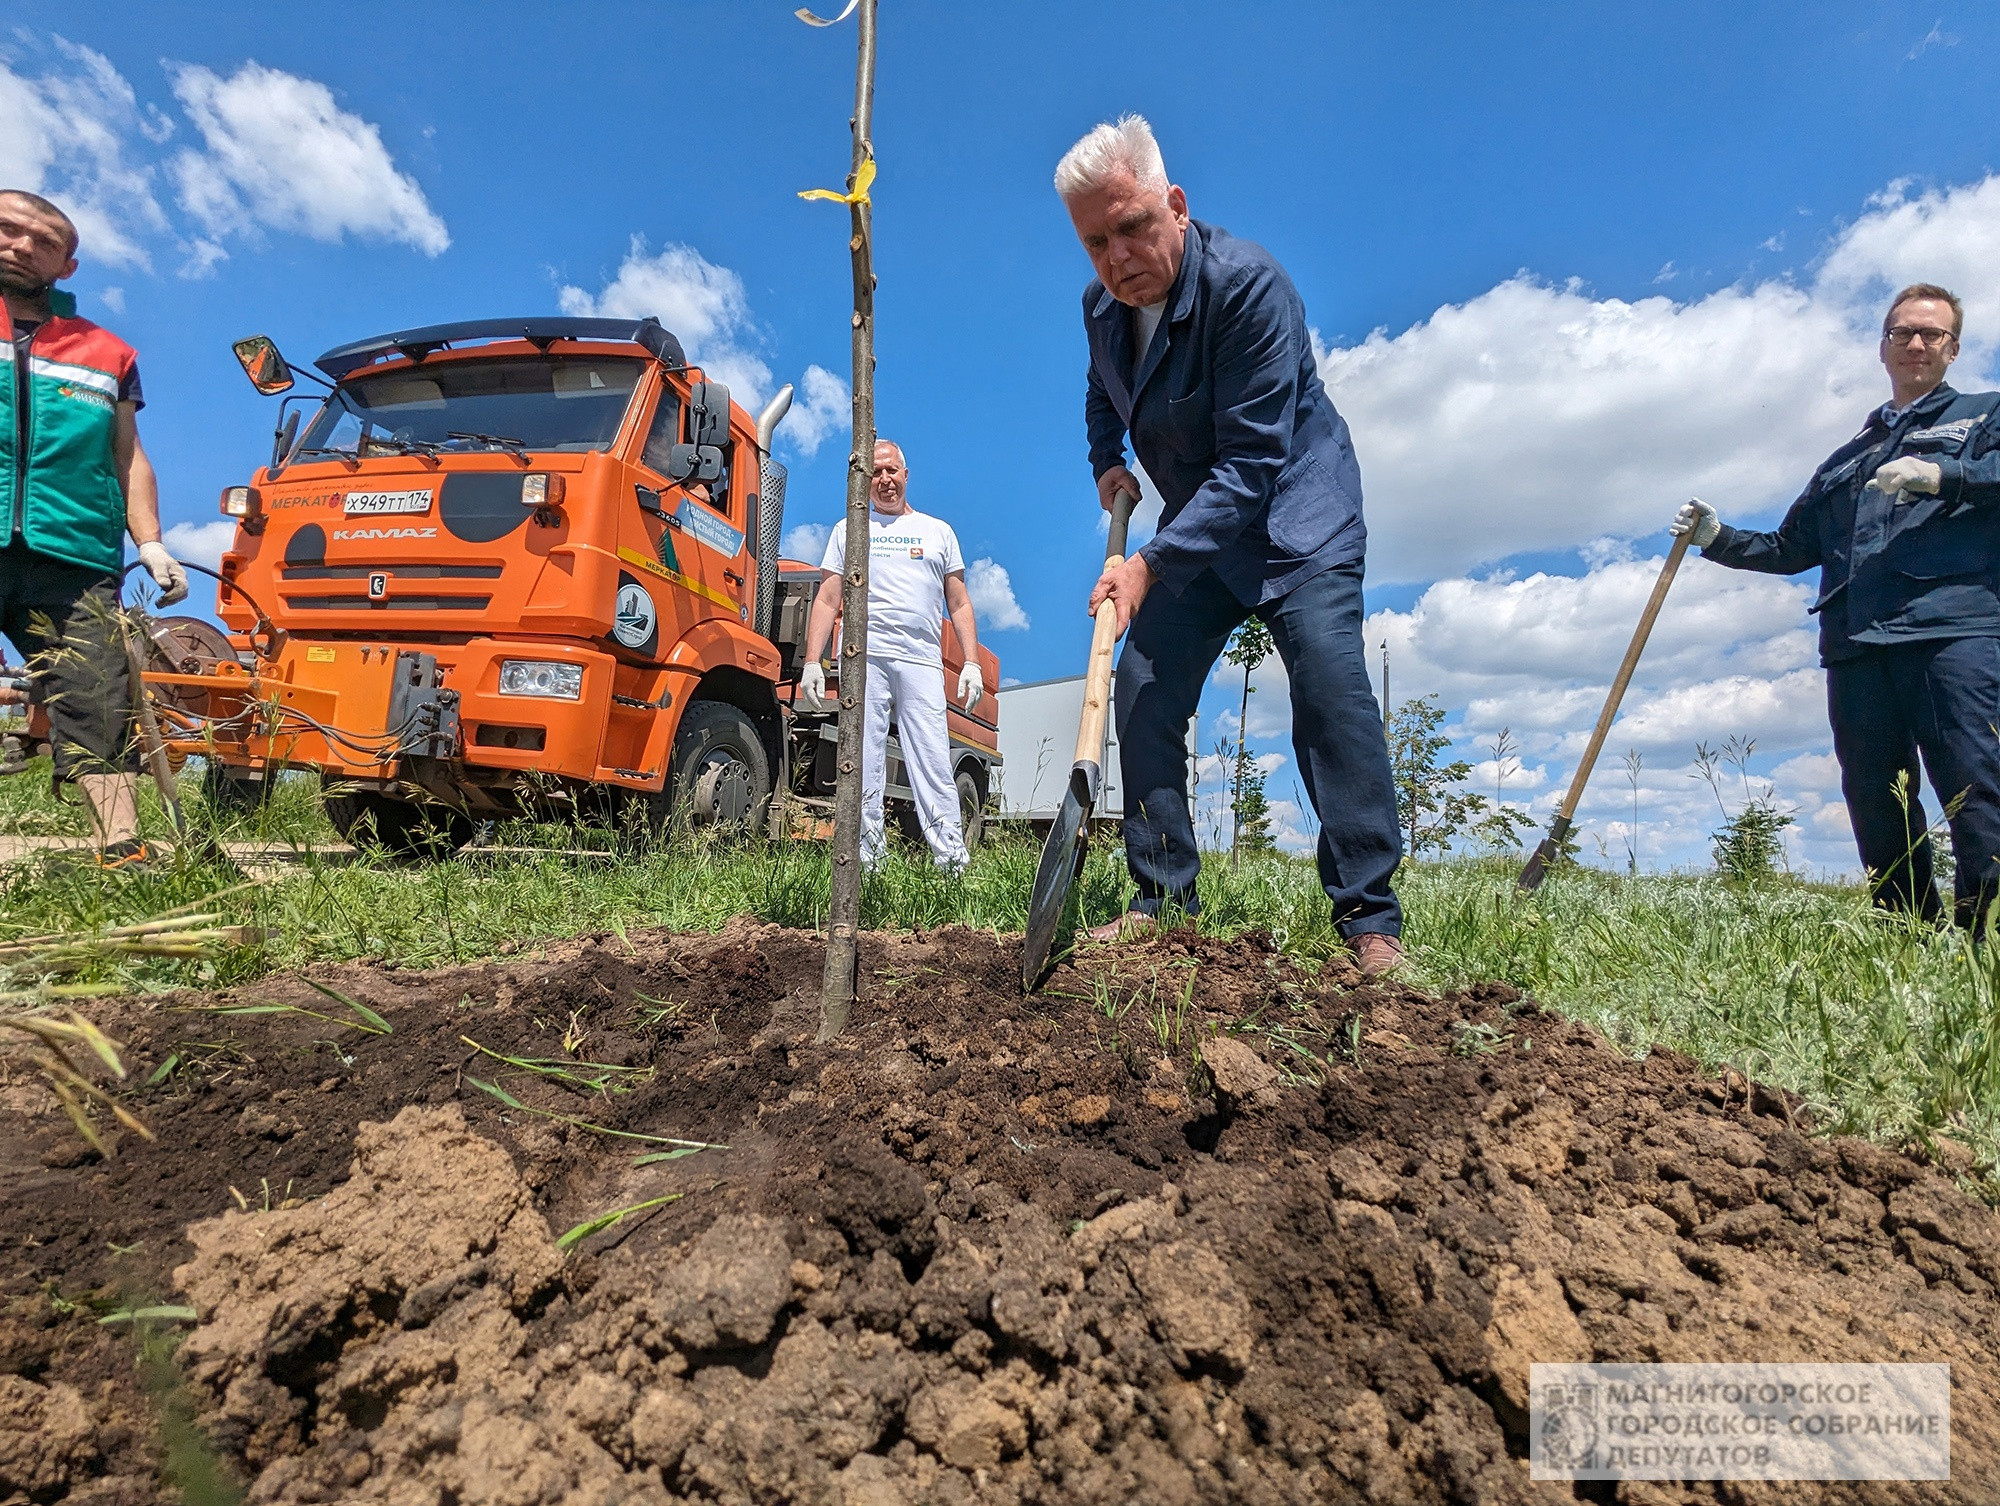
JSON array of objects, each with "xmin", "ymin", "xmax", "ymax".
[
  {"xmin": 1551, "ymin": 531, "xmax": 1690, "ymax": 827},
  {"xmin": 1074, "ymin": 488, "xmax": 1138, "ymax": 765}
]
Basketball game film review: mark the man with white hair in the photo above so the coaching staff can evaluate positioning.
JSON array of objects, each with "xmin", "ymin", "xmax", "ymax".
[
  {"xmin": 1053, "ymin": 115, "xmax": 1405, "ymax": 973},
  {"xmin": 800, "ymin": 439, "xmax": 985, "ymax": 873}
]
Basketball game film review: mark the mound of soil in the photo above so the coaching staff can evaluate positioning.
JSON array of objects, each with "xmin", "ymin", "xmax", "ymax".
[{"xmin": 4, "ymin": 918, "xmax": 2000, "ymax": 1504}]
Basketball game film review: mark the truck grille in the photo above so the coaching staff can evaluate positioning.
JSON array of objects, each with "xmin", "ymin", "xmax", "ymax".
[
  {"xmin": 283, "ymin": 594, "xmax": 494, "ymax": 612},
  {"xmin": 280, "ymin": 564, "xmax": 503, "ymax": 580}
]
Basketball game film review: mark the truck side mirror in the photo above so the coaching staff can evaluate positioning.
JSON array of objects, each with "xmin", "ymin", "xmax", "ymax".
[
  {"xmin": 688, "ymin": 381, "xmax": 730, "ymax": 447},
  {"xmin": 232, "ymin": 335, "xmax": 295, "ymax": 395},
  {"xmin": 664, "ymin": 380, "xmax": 729, "ymax": 485},
  {"xmin": 665, "ymin": 443, "xmax": 724, "ymax": 484}
]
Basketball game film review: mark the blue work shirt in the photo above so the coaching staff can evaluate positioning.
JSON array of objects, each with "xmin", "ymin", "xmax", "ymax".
[
  {"xmin": 1083, "ymin": 218, "xmax": 1366, "ymax": 606},
  {"xmin": 1704, "ymin": 382, "xmax": 2000, "ymax": 662}
]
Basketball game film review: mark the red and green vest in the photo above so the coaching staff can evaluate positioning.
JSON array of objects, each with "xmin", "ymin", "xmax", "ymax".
[{"xmin": 1, "ymin": 290, "xmax": 136, "ymax": 575}]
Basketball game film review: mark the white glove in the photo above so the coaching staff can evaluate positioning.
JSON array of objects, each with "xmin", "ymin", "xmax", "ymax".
[
  {"xmin": 798, "ymin": 659, "xmax": 826, "ymax": 710},
  {"xmin": 1868, "ymin": 456, "xmax": 1942, "ymax": 500},
  {"xmin": 1671, "ymin": 498, "xmax": 1720, "ymax": 548},
  {"xmin": 137, "ymin": 540, "xmax": 189, "ymax": 606},
  {"xmin": 956, "ymin": 660, "xmax": 984, "ymax": 712}
]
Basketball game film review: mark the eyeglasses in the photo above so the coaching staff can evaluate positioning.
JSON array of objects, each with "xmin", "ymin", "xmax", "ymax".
[{"xmin": 1884, "ymin": 325, "xmax": 1956, "ymax": 349}]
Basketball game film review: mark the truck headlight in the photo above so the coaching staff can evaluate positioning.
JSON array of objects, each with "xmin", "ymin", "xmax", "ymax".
[
  {"xmin": 498, "ymin": 660, "xmax": 583, "ymax": 700},
  {"xmin": 521, "ymin": 473, "xmax": 565, "ymax": 508},
  {"xmin": 221, "ymin": 485, "xmax": 261, "ymax": 518}
]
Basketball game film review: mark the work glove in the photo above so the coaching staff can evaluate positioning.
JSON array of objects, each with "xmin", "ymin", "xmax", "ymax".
[
  {"xmin": 1868, "ymin": 456, "xmax": 1942, "ymax": 500},
  {"xmin": 798, "ymin": 659, "xmax": 827, "ymax": 710},
  {"xmin": 957, "ymin": 661, "xmax": 984, "ymax": 712},
  {"xmin": 136, "ymin": 541, "xmax": 189, "ymax": 606},
  {"xmin": 1671, "ymin": 498, "xmax": 1720, "ymax": 549}
]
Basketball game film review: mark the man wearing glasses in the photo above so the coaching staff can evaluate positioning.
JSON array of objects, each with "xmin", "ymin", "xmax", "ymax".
[{"xmin": 1675, "ymin": 284, "xmax": 2000, "ymax": 930}]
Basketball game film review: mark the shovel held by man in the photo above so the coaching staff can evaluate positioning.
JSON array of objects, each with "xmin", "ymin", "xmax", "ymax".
[
  {"xmin": 1022, "ymin": 486, "xmax": 1138, "ymax": 988},
  {"xmin": 1517, "ymin": 517, "xmax": 1693, "ymax": 891}
]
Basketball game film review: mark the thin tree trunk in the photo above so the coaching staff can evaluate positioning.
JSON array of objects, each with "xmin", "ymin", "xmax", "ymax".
[
  {"xmin": 1231, "ymin": 662, "xmax": 1250, "ymax": 872},
  {"xmin": 818, "ymin": 0, "xmax": 878, "ymax": 1042}
]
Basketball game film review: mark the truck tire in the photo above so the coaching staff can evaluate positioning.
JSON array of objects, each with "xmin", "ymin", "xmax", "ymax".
[
  {"xmin": 957, "ymin": 766, "xmax": 988, "ymax": 849},
  {"xmin": 201, "ymin": 760, "xmax": 274, "ymax": 817},
  {"xmin": 893, "ymin": 764, "xmax": 989, "ymax": 851},
  {"xmin": 323, "ymin": 788, "xmax": 476, "ymax": 862},
  {"xmin": 662, "ymin": 700, "xmax": 771, "ymax": 838}
]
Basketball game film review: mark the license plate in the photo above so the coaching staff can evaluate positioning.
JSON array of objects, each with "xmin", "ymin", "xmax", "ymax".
[{"xmin": 343, "ymin": 489, "xmax": 433, "ymax": 516}]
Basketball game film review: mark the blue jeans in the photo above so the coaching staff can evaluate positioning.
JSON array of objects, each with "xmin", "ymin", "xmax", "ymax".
[
  {"xmin": 1828, "ymin": 636, "xmax": 2000, "ymax": 929},
  {"xmin": 1114, "ymin": 560, "xmax": 1402, "ymax": 937}
]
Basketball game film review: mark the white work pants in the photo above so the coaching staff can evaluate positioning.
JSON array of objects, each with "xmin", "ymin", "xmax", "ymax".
[{"xmin": 861, "ymin": 655, "xmax": 969, "ymax": 872}]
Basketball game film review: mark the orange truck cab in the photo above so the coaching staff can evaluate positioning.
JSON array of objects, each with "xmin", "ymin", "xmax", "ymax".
[{"xmin": 154, "ymin": 317, "xmax": 999, "ymax": 854}]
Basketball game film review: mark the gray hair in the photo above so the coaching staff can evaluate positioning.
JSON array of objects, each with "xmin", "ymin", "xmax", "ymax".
[{"xmin": 1053, "ymin": 114, "xmax": 1168, "ymax": 200}]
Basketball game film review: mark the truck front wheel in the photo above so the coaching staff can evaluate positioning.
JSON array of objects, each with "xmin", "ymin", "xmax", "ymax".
[
  {"xmin": 663, "ymin": 701, "xmax": 772, "ymax": 838},
  {"xmin": 323, "ymin": 788, "xmax": 477, "ymax": 862}
]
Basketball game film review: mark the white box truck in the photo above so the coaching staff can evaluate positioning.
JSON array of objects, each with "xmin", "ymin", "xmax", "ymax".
[{"xmin": 992, "ymin": 674, "xmax": 1198, "ymax": 824}]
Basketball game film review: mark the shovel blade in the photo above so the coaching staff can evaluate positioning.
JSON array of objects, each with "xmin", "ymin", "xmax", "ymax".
[
  {"xmin": 1021, "ymin": 761, "xmax": 1101, "ymax": 990},
  {"xmin": 1515, "ymin": 815, "xmax": 1573, "ymax": 893}
]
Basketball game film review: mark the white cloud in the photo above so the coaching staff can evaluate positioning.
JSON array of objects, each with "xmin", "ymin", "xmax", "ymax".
[
  {"xmin": 1315, "ymin": 172, "xmax": 2000, "ymax": 585},
  {"xmin": 1253, "ymin": 173, "xmax": 2000, "ymax": 874},
  {"xmin": 558, "ymin": 239, "xmax": 845, "ymax": 456},
  {"xmin": 0, "ymin": 38, "xmax": 167, "ymax": 267},
  {"xmin": 1906, "ymin": 20, "xmax": 1957, "ymax": 61},
  {"xmin": 1342, "ymin": 552, "xmax": 1860, "ymax": 870},
  {"xmin": 784, "ymin": 364, "xmax": 851, "ymax": 456},
  {"xmin": 164, "ymin": 519, "xmax": 236, "ymax": 571},
  {"xmin": 966, "ymin": 558, "xmax": 1030, "ymax": 631},
  {"xmin": 167, "ymin": 61, "xmax": 447, "ymax": 257},
  {"xmin": 781, "ymin": 521, "xmax": 831, "ymax": 564}
]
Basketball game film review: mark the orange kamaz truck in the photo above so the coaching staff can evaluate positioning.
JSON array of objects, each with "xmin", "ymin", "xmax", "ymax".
[{"xmin": 147, "ymin": 317, "xmax": 999, "ymax": 855}]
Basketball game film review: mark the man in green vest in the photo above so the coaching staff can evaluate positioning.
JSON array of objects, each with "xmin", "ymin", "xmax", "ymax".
[{"xmin": 1, "ymin": 190, "xmax": 187, "ymax": 866}]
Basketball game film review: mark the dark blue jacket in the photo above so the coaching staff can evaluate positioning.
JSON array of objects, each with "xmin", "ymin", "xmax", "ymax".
[
  {"xmin": 1704, "ymin": 383, "xmax": 2000, "ymax": 663},
  {"xmin": 1084, "ymin": 218, "xmax": 1365, "ymax": 605}
]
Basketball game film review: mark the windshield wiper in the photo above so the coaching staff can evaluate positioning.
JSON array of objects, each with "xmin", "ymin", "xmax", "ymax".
[
  {"xmin": 292, "ymin": 446, "xmax": 360, "ymax": 470},
  {"xmin": 445, "ymin": 430, "xmax": 531, "ymax": 463},
  {"xmin": 360, "ymin": 434, "xmax": 444, "ymax": 464}
]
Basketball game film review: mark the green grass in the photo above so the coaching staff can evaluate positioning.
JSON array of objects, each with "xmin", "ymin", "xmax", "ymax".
[{"xmin": 2, "ymin": 755, "xmax": 1996, "ymax": 1177}]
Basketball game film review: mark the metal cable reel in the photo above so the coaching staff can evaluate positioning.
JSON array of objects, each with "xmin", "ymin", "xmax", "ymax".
[{"xmin": 141, "ymin": 616, "xmax": 240, "ymax": 719}]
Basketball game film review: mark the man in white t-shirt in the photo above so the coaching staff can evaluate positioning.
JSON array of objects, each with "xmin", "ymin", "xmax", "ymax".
[{"xmin": 800, "ymin": 439, "xmax": 985, "ymax": 871}]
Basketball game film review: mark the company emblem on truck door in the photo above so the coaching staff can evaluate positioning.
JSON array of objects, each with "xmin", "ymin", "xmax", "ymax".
[{"xmin": 612, "ymin": 572, "xmax": 660, "ymax": 655}]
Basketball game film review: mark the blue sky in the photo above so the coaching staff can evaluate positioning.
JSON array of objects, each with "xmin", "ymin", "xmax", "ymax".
[{"xmin": 9, "ymin": 2, "xmax": 2000, "ymax": 871}]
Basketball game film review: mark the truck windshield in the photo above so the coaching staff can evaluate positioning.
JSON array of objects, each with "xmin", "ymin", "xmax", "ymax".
[{"xmin": 294, "ymin": 356, "xmax": 646, "ymax": 459}]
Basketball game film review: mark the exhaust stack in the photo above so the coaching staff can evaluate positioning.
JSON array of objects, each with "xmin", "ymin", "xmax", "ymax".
[{"xmin": 754, "ymin": 385, "xmax": 795, "ymax": 640}]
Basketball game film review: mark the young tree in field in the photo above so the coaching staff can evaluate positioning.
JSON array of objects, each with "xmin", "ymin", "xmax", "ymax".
[
  {"xmin": 1472, "ymin": 725, "xmax": 1536, "ymax": 850},
  {"xmin": 800, "ymin": 0, "xmax": 880, "ymax": 1040},
  {"xmin": 1693, "ymin": 736, "xmax": 1794, "ymax": 881},
  {"xmin": 1231, "ymin": 748, "xmax": 1276, "ymax": 857},
  {"xmin": 1222, "ymin": 618, "xmax": 1274, "ymax": 870},
  {"xmin": 1388, "ymin": 695, "xmax": 1487, "ymax": 858}
]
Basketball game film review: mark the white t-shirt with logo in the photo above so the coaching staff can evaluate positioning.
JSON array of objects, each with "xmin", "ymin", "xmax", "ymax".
[{"xmin": 820, "ymin": 507, "xmax": 965, "ymax": 664}]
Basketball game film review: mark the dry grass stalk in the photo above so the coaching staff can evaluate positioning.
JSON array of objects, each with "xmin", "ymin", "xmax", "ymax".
[{"xmin": 0, "ymin": 1008, "xmax": 153, "ymax": 1155}]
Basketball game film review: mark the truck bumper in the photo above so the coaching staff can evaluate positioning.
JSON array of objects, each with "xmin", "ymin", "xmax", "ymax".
[{"xmin": 153, "ymin": 637, "xmax": 646, "ymax": 787}]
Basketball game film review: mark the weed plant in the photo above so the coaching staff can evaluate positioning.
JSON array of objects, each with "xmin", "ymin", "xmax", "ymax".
[{"xmin": 1, "ymin": 756, "xmax": 1996, "ymax": 1174}]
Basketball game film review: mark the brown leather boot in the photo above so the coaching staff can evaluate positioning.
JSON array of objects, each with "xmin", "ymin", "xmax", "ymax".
[
  {"xmin": 1351, "ymin": 932, "xmax": 1405, "ymax": 978},
  {"xmin": 1083, "ymin": 911, "xmax": 1160, "ymax": 944}
]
